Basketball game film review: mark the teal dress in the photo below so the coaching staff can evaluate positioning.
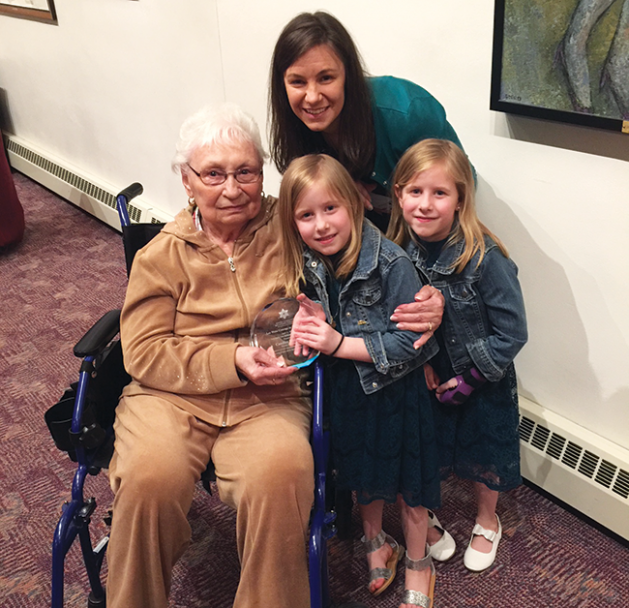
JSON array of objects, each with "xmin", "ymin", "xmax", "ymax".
[{"xmin": 325, "ymin": 274, "xmax": 441, "ymax": 509}]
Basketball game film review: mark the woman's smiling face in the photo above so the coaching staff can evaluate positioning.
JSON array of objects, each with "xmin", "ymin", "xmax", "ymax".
[{"xmin": 283, "ymin": 44, "xmax": 346, "ymax": 137}]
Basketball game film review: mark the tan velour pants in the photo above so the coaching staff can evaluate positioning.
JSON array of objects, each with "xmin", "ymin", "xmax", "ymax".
[{"xmin": 106, "ymin": 394, "xmax": 314, "ymax": 608}]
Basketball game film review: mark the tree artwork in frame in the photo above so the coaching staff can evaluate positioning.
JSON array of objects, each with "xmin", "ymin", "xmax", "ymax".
[
  {"xmin": 0, "ymin": 0, "xmax": 57, "ymax": 24},
  {"xmin": 490, "ymin": 0, "xmax": 629, "ymax": 135}
]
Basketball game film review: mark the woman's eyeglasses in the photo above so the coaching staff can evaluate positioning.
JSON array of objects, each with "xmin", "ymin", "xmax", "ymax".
[{"xmin": 187, "ymin": 164, "xmax": 262, "ymax": 186}]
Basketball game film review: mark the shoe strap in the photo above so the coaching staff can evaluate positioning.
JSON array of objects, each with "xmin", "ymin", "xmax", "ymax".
[
  {"xmin": 471, "ymin": 523, "xmax": 497, "ymax": 542},
  {"xmin": 404, "ymin": 549, "xmax": 433, "ymax": 571},
  {"xmin": 368, "ymin": 567, "xmax": 392, "ymax": 583},
  {"xmin": 427, "ymin": 509, "xmax": 444, "ymax": 534},
  {"xmin": 401, "ymin": 589, "xmax": 431, "ymax": 608},
  {"xmin": 361, "ymin": 529, "xmax": 386, "ymax": 553}
]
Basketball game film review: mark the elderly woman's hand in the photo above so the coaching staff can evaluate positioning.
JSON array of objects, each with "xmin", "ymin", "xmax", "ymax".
[
  {"xmin": 390, "ymin": 285, "xmax": 444, "ymax": 349},
  {"xmin": 234, "ymin": 345, "xmax": 296, "ymax": 386}
]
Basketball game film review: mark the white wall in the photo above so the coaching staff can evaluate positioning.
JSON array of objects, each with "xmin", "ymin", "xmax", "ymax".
[{"xmin": 1, "ymin": 0, "xmax": 628, "ymax": 448}]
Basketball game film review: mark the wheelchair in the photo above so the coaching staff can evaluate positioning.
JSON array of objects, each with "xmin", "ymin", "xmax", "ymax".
[{"xmin": 45, "ymin": 184, "xmax": 347, "ymax": 608}]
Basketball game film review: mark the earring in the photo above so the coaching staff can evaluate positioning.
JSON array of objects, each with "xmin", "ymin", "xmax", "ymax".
[{"xmin": 188, "ymin": 196, "xmax": 196, "ymax": 207}]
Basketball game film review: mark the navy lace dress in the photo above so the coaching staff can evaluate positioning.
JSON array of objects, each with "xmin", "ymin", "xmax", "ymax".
[
  {"xmin": 324, "ymin": 275, "xmax": 441, "ymax": 509},
  {"xmin": 424, "ymin": 240, "xmax": 522, "ymax": 492},
  {"xmin": 430, "ymin": 344, "xmax": 522, "ymax": 491}
]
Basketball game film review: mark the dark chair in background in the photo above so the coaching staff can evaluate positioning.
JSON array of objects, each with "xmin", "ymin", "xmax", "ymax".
[{"xmin": 0, "ymin": 135, "xmax": 25, "ymax": 249}]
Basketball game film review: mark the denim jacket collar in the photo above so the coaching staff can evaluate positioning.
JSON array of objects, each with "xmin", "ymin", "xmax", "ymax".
[{"xmin": 407, "ymin": 235, "xmax": 464, "ymax": 276}]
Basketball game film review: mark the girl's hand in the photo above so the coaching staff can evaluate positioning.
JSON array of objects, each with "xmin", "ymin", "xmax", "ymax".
[
  {"xmin": 435, "ymin": 376, "xmax": 459, "ymax": 396},
  {"xmin": 291, "ymin": 316, "xmax": 342, "ymax": 356},
  {"xmin": 290, "ymin": 294, "xmax": 326, "ymax": 357},
  {"xmin": 423, "ymin": 363, "xmax": 441, "ymax": 391},
  {"xmin": 390, "ymin": 285, "xmax": 444, "ymax": 349},
  {"xmin": 235, "ymin": 345, "xmax": 296, "ymax": 386},
  {"xmin": 436, "ymin": 367, "xmax": 487, "ymax": 405},
  {"xmin": 295, "ymin": 293, "xmax": 326, "ymax": 321}
]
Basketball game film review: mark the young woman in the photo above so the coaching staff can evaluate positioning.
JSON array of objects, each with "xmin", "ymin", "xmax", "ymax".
[{"xmin": 269, "ymin": 11, "xmax": 470, "ymax": 230}]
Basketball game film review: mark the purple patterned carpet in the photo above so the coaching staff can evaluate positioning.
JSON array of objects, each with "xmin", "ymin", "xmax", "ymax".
[{"xmin": 1, "ymin": 171, "xmax": 627, "ymax": 607}]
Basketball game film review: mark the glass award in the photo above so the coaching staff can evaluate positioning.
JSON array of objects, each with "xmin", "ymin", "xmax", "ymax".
[{"xmin": 250, "ymin": 298, "xmax": 319, "ymax": 369}]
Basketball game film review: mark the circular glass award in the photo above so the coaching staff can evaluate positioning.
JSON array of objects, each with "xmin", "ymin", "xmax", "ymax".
[{"xmin": 250, "ymin": 298, "xmax": 319, "ymax": 368}]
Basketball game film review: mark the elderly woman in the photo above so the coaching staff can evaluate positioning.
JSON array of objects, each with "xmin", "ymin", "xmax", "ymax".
[{"xmin": 106, "ymin": 104, "xmax": 313, "ymax": 608}]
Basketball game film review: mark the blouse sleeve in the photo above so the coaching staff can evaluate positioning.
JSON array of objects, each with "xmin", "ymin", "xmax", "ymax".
[{"xmin": 371, "ymin": 77, "xmax": 475, "ymax": 184}]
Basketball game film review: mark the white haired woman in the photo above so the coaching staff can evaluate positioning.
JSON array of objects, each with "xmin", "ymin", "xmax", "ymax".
[{"xmin": 106, "ymin": 104, "xmax": 314, "ymax": 608}]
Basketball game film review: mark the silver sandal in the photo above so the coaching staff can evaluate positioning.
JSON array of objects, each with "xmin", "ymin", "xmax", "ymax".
[
  {"xmin": 401, "ymin": 548, "xmax": 436, "ymax": 608},
  {"xmin": 361, "ymin": 529, "xmax": 405, "ymax": 596}
]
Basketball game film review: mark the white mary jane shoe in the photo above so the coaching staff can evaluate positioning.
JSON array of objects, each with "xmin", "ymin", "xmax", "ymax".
[
  {"xmin": 463, "ymin": 514, "xmax": 502, "ymax": 572},
  {"xmin": 427, "ymin": 510, "xmax": 456, "ymax": 562}
]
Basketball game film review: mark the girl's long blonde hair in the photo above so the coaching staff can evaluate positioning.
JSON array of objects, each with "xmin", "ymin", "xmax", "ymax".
[
  {"xmin": 387, "ymin": 139, "xmax": 508, "ymax": 272},
  {"xmin": 278, "ymin": 154, "xmax": 365, "ymax": 297}
]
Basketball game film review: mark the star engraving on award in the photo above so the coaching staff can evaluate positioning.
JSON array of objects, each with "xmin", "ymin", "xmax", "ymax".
[{"xmin": 250, "ymin": 298, "xmax": 319, "ymax": 368}]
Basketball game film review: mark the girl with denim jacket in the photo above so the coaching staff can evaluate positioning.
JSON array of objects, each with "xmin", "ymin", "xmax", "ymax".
[
  {"xmin": 278, "ymin": 154, "xmax": 441, "ymax": 608},
  {"xmin": 388, "ymin": 139, "xmax": 528, "ymax": 573}
]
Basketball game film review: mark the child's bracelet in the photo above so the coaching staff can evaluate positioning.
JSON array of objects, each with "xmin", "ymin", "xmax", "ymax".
[{"xmin": 329, "ymin": 335, "xmax": 345, "ymax": 356}]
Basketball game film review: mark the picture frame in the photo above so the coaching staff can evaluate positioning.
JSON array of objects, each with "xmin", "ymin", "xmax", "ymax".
[
  {"xmin": 0, "ymin": 0, "xmax": 57, "ymax": 24},
  {"xmin": 490, "ymin": 0, "xmax": 629, "ymax": 135}
]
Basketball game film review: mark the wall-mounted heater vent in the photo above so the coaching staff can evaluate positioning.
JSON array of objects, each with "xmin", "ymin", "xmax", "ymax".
[
  {"xmin": 520, "ymin": 414, "xmax": 629, "ymax": 500},
  {"xmin": 5, "ymin": 135, "xmax": 148, "ymax": 229},
  {"xmin": 519, "ymin": 397, "xmax": 629, "ymax": 540}
]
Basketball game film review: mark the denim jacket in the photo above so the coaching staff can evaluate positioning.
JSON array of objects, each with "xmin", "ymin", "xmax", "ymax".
[
  {"xmin": 405, "ymin": 236, "xmax": 527, "ymax": 383},
  {"xmin": 303, "ymin": 220, "xmax": 439, "ymax": 395}
]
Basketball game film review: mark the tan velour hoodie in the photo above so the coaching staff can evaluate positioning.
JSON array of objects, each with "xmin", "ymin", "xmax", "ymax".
[{"xmin": 119, "ymin": 196, "xmax": 311, "ymax": 428}]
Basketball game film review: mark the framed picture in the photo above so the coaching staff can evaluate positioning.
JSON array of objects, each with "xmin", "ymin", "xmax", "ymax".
[
  {"xmin": 0, "ymin": 0, "xmax": 57, "ymax": 24},
  {"xmin": 490, "ymin": 0, "xmax": 629, "ymax": 135}
]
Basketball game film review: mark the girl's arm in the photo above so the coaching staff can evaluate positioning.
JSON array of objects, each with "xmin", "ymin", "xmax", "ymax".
[
  {"xmin": 466, "ymin": 248, "xmax": 528, "ymax": 382},
  {"xmin": 291, "ymin": 315, "xmax": 372, "ymax": 362},
  {"xmin": 292, "ymin": 256, "xmax": 431, "ymax": 367},
  {"xmin": 360, "ymin": 256, "xmax": 428, "ymax": 368}
]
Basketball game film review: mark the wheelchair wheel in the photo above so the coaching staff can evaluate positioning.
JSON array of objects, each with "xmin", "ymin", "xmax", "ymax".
[{"xmin": 87, "ymin": 592, "xmax": 106, "ymax": 608}]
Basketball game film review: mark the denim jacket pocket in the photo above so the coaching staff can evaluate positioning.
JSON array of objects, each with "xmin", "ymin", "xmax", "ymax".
[
  {"xmin": 448, "ymin": 282, "xmax": 476, "ymax": 303},
  {"xmin": 351, "ymin": 281, "xmax": 382, "ymax": 307}
]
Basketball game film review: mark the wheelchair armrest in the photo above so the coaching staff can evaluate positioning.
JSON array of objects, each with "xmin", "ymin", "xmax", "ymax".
[{"xmin": 73, "ymin": 310, "xmax": 122, "ymax": 358}]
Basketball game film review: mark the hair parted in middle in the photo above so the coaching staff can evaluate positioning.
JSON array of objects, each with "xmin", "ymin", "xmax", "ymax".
[
  {"xmin": 269, "ymin": 11, "xmax": 375, "ymax": 181},
  {"xmin": 278, "ymin": 154, "xmax": 365, "ymax": 297},
  {"xmin": 387, "ymin": 139, "xmax": 508, "ymax": 273}
]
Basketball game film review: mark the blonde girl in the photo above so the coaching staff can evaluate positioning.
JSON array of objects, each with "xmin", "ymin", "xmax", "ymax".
[
  {"xmin": 388, "ymin": 139, "xmax": 528, "ymax": 572},
  {"xmin": 279, "ymin": 154, "xmax": 441, "ymax": 608}
]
